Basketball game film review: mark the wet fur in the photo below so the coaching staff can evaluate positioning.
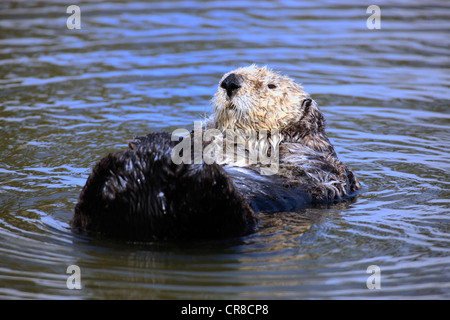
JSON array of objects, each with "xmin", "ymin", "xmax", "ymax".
[
  {"xmin": 210, "ymin": 65, "xmax": 360, "ymax": 199},
  {"xmin": 73, "ymin": 133, "xmax": 256, "ymax": 240},
  {"xmin": 72, "ymin": 65, "xmax": 360, "ymax": 241}
]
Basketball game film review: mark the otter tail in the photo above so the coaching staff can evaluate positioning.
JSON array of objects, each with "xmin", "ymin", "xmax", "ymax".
[{"xmin": 72, "ymin": 133, "xmax": 256, "ymax": 241}]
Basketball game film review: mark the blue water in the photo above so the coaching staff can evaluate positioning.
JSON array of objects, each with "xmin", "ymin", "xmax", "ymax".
[{"xmin": 0, "ymin": 0, "xmax": 449, "ymax": 299}]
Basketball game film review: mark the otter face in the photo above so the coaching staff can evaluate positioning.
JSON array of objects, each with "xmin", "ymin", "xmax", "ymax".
[{"xmin": 212, "ymin": 65, "xmax": 311, "ymax": 132}]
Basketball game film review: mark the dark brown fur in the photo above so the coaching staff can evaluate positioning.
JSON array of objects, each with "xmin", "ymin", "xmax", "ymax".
[
  {"xmin": 72, "ymin": 133, "xmax": 256, "ymax": 241},
  {"xmin": 73, "ymin": 66, "xmax": 361, "ymax": 241},
  {"xmin": 282, "ymin": 98, "xmax": 337, "ymax": 157}
]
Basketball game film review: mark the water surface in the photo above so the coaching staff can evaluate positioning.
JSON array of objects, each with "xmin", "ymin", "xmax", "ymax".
[{"xmin": 0, "ymin": 0, "xmax": 449, "ymax": 299}]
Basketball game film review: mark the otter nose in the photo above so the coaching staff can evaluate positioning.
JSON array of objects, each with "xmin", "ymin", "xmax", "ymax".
[{"xmin": 220, "ymin": 73, "xmax": 241, "ymax": 98}]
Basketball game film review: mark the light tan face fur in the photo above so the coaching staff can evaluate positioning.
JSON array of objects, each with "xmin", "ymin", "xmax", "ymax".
[{"xmin": 212, "ymin": 65, "xmax": 310, "ymax": 132}]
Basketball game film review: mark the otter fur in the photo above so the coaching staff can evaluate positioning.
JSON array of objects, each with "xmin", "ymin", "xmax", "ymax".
[
  {"xmin": 72, "ymin": 65, "xmax": 360, "ymax": 241},
  {"xmin": 73, "ymin": 133, "xmax": 256, "ymax": 241}
]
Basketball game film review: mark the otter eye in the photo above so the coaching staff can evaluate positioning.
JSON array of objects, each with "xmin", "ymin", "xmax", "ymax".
[{"xmin": 268, "ymin": 84, "xmax": 276, "ymax": 89}]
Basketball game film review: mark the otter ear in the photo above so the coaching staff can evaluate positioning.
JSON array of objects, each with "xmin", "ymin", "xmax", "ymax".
[
  {"xmin": 301, "ymin": 98, "xmax": 312, "ymax": 109},
  {"xmin": 299, "ymin": 97, "xmax": 325, "ymax": 132},
  {"xmin": 300, "ymin": 98, "xmax": 313, "ymax": 117}
]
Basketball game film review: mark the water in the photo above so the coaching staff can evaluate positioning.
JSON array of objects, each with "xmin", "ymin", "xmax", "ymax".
[{"xmin": 0, "ymin": 0, "xmax": 449, "ymax": 299}]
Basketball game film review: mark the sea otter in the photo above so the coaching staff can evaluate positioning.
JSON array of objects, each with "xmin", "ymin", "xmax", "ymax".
[{"xmin": 72, "ymin": 65, "xmax": 360, "ymax": 241}]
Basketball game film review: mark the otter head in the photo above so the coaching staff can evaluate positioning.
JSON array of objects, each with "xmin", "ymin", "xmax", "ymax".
[
  {"xmin": 212, "ymin": 65, "xmax": 312, "ymax": 132},
  {"xmin": 212, "ymin": 65, "xmax": 335, "ymax": 155}
]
